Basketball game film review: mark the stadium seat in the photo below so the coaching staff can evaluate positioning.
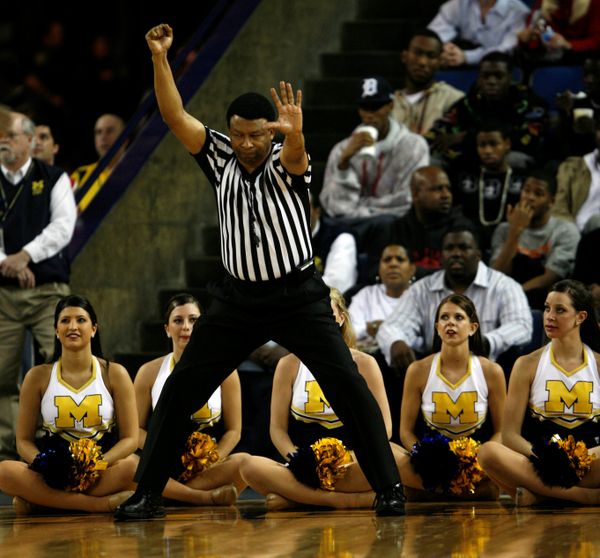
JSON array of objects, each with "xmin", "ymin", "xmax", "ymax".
[
  {"xmin": 435, "ymin": 67, "xmax": 523, "ymax": 94},
  {"xmin": 530, "ymin": 65, "xmax": 585, "ymax": 110},
  {"xmin": 435, "ymin": 69, "xmax": 479, "ymax": 93}
]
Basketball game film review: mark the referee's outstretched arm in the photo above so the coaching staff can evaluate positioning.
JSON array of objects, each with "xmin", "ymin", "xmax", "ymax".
[{"xmin": 145, "ymin": 23, "xmax": 207, "ymax": 155}]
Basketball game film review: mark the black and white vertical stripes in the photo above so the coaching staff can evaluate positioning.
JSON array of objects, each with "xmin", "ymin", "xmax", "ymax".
[{"xmin": 194, "ymin": 128, "xmax": 313, "ymax": 282}]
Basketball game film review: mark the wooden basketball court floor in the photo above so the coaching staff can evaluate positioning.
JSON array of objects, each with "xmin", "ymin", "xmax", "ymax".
[{"xmin": 0, "ymin": 496, "xmax": 599, "ymax": 557}]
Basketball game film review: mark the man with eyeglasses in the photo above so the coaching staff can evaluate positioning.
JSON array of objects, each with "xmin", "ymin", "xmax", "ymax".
[{"xmin": 0, "ymin": 111, "xmax": 76, "ymax": 461}]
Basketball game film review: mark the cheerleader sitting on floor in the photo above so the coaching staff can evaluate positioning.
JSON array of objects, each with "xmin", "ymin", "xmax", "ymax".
[
  {"xmin": 393, "ymin": 294, "xmax": 506, "ymax": 500},
  {"xmin": 132, "ymin": 293, "xmax": 247, "ymax": 506},
  {"xmin": 479, "ymin": 280, "xmax": 600, "ymax": 506},
  {"xmin": 240, "ymin": 288, "xmax": 392, "ymax": 510},
  {"xmin": 0, "ymin": 295, "xmax": 138, "ymax": 513}
]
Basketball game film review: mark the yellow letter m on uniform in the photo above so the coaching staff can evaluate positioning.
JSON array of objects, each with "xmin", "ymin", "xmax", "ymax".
[
  {"xmin": 545, "ymin": 381, "xmax": 593, "ymax": 414},
  {"xmin": 54, "ymin": 395, "xmax": 102, "ymax": 428},
  {"xmin": 431, "ymin": 392, "xmax": 478, "ymax": 424}
]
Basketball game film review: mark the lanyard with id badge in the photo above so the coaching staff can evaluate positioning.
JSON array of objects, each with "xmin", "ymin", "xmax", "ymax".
[{"xmin": 0, "ymin": 169, "xmax": 30, "ymax": 253}]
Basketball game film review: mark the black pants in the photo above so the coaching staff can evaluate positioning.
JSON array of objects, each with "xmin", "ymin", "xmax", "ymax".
[{"xmin": 135, "ymin": 271, "xmax": 400, "ymax": 492}]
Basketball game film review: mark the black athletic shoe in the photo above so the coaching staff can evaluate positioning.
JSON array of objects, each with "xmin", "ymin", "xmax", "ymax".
[
  {"xmin": 374, "ymin": 483, "xmax": 406, "ymax": 516},
  {"xmin": 113, "ymin": 489, "xmax": 165, "ymax": 521}
]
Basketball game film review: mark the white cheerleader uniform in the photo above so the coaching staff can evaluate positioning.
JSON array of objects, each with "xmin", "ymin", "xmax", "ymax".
[
  {"xmin": 40, "ymin": 356, "xmax": 114, "ymax": 443},
  {"xmin": 525, "ymin": 343, "xmax": 600, "ymax": 446},
  {"xmin": 420, "ymin": 353, "xmax": 489, "ymax": 439},
  {"xmin": 151, "ymin": 353, "xmax": 222, "ymax": 430},
  {"xmin": 289, "ymin": 361, "xmax": 349, "ymax": 448},
  {"xmin": 290, "ymin": 361, "xmax": 341, "ymax": 429}
]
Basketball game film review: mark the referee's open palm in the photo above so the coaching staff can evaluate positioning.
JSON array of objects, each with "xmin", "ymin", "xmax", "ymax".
[{"xmin": 268, "ymin": 81, "xmax": 303, "ymax": 136}]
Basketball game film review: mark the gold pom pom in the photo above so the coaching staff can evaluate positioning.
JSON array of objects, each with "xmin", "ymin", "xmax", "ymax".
[
  {"xmin": 448, "ymin": 437, "xmax": 484, "ymax": 495},
  {"xmin": 179, "ymin": 431, "xmax": 220, "ymax": 482},
  {"xmin": 68, "ymin": 438, "xmax": 105, "ymax": 493},
  {"xmin": 553, "ymin": 434, "xmax": 595, "ymax": 481},
  {"xmin": 311, "ymin": 437, "xmax": 353, "ymax": 491}
]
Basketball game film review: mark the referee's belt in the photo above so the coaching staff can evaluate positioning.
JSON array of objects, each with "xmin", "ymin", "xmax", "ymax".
[
  {"xmin": 259, "ymin": 259, "xmax": 316, "ymax": 286},
  {"xmin": 281, "ymin": 259, "xmax": 315, "ymax": 285},
  {"xmin": 229, "ymin": 259, "xmax": 316, "ymax": 288}
]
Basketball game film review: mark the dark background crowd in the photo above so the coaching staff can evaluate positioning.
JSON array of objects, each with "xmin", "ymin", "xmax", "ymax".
[{"xmin": 0, "ymin": 2, "xmax": 217, "ymax": 171}]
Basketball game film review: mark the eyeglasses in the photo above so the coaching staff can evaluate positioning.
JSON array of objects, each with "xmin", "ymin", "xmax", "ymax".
[{"xmin": 6, "ymin": 131, "xmax": 26, "ymax": 140}]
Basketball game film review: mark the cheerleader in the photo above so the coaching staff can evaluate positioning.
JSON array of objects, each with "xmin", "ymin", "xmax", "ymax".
[
  {"xmin": 0, "ymin": 295, "xmax": 138, "ymax": 513},
  {"xmin": 240, "ymin": 288, "xmax": 391, "ymax": 510},
  {"xmin": 393, "ymin": 294, "xmax": 506, "ymax": 500},
  {"xmin": 479, "ymin": 280, "xmax": 600, "ymax": 505},
  {"xmin": 133, "ymin": 293, "xmax": 246, "ymax": 505}
]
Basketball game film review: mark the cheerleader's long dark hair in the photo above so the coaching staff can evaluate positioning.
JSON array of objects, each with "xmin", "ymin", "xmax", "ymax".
[
  {"xmin": 51, "ymin": 295, "xmax": 104, "ymax": 362},
  {"xmin": 431, "ymin": 293, "xmax": 487, "ymax": 356},
  {"xmin": 550, "ymin": 280, "xmax": 600, "ymax": 353}
]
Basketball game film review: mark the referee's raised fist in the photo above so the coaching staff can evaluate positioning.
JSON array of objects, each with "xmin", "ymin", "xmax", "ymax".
[{"xmin": 146, "ymin": 24, "xmax": 173, "ymax": 54}]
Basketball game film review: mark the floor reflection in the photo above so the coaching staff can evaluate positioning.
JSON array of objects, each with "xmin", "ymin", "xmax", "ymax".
[{"xmin": 1, "ymin": 500, "xmax": 600, "ymax": 557}]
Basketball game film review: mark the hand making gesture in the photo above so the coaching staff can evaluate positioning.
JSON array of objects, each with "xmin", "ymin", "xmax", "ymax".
[
  {"xmin": 506, "ymin": 200, "xmax": 534, "ymax": 236},
  {"xmin": 146, "ymin": 23, "xmax": 173, "ymax": 56},
  {"xmin": 267, "ymin": 81, "xmax": 308, "ymax": 175},
  {"xmin": 267, "ymin": 81, "xmax": 303, "ymax": 137}
]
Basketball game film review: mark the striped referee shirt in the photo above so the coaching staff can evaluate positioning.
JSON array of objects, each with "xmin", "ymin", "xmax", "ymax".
[
  {"xmin": 377, "ymin": 261, "xmax": 533, "ymax": 362},
  {"xmin": 194, "ymin": 127, "xmax": 313, "ymax": 282}
]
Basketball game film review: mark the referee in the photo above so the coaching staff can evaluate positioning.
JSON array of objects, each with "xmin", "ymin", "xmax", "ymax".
[{"xmin": 115, "ymin": 23, "xmax": 405, "ymax": 520}]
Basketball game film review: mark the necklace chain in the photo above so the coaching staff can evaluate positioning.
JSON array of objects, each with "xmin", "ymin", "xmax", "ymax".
[{"xmin": 478, "ymin": 167, "xmax": 512, "ymax": 226}]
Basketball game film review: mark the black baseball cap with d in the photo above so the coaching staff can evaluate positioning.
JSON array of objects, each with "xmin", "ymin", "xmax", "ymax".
[{"xmin": 357, "ymin": 76, "xmax": 394, "ymax": 110}]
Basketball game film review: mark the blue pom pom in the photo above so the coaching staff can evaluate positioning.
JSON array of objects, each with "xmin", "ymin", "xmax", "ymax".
[
  {"xmin": 286, "ymin": 446, "xmax": 321, "ymax": 489},
  {"xmin": 530, "ymin": 438, "xmax": 580, "ymax": 488},
  {"xmin": 30, "ymin": 436, "xmax": 74, "ymax": 490},
  {"xmin": 410, "ymin": 433, "xmax": 459, "ymax": 492}
]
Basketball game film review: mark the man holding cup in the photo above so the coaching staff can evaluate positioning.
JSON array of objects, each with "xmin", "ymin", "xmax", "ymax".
[
  {"xmin": 320, "ymin": 76, "xmax": 429, "ymax": 220},
  {"xmin": 552, "ymin": 58, "xmax": 600, "ymax": 159}
]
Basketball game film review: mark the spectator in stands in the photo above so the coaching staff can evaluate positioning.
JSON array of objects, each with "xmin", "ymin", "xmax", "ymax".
[
  {"xmin": 349, "ymin": 244, "xmax": 416, "ymax": 442},
  {"xmin": 33, "ymin": 124, "xmax": 60, "ymax": 166},
  {"xmin": 491, "ymin": 169, "xmax": 580, "ymax": 309},
  {"xmin": 428, "ymin": 0, "xmax": 529, "ymax": 67},
  {"xmin": 393, "ymin": 29, "xmax": 465, "ymax": 135},
  {"xmin": 350, "ymin": 244, "xmax": 416, "ymax": 350},
  {"xmin": 78, "ymin": 34, "xmax": 134, "ymax": 122},
  {"xmin": 71, "ymin": 113, "xmax": 127, "ymax": 213},
  {"xmin": 573, "ymin": 226, "xmax": 600, "ymax": 318},
  {"xmin": 22, "ymin": 21, "xmax": 71, "ymax": 122},
  {"xmin": 550, "ymin": 58, "xmax": 600, "ymax": 161},
  {"xmin": 427, "ymin": 52, "xmax": 548, "ymax": 171},
  {"xmin": 377, "ymin": 225, "xmax": 532, "ymax": 373},
  {"xmin": 0, "ymin": 106, "xmax": 10, "ymax": 137},
  {"xmin": 320, "ymin": 76, "xmax": 429, "ymax": 219},
  {"xmin": 517, "ymin": 0, "xmax": 600, "ymax": 67},
  {"xmin": 0, "ymin": 112, "xmax": 77, "ymax": 460},
  {"xmin": 454, "ymin": 121, "xmax": 527, "ymax": 252},
  {"xmin": 311, "ymin": 194, "xmax": 358, "ymax": 294},
  {"xmin": 553, "ymin": 113, "xmax": 600, "ymax": 232},
  {"xmin": 367, "ymin": 166, "xmax": 474, "ymax": 280}
]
